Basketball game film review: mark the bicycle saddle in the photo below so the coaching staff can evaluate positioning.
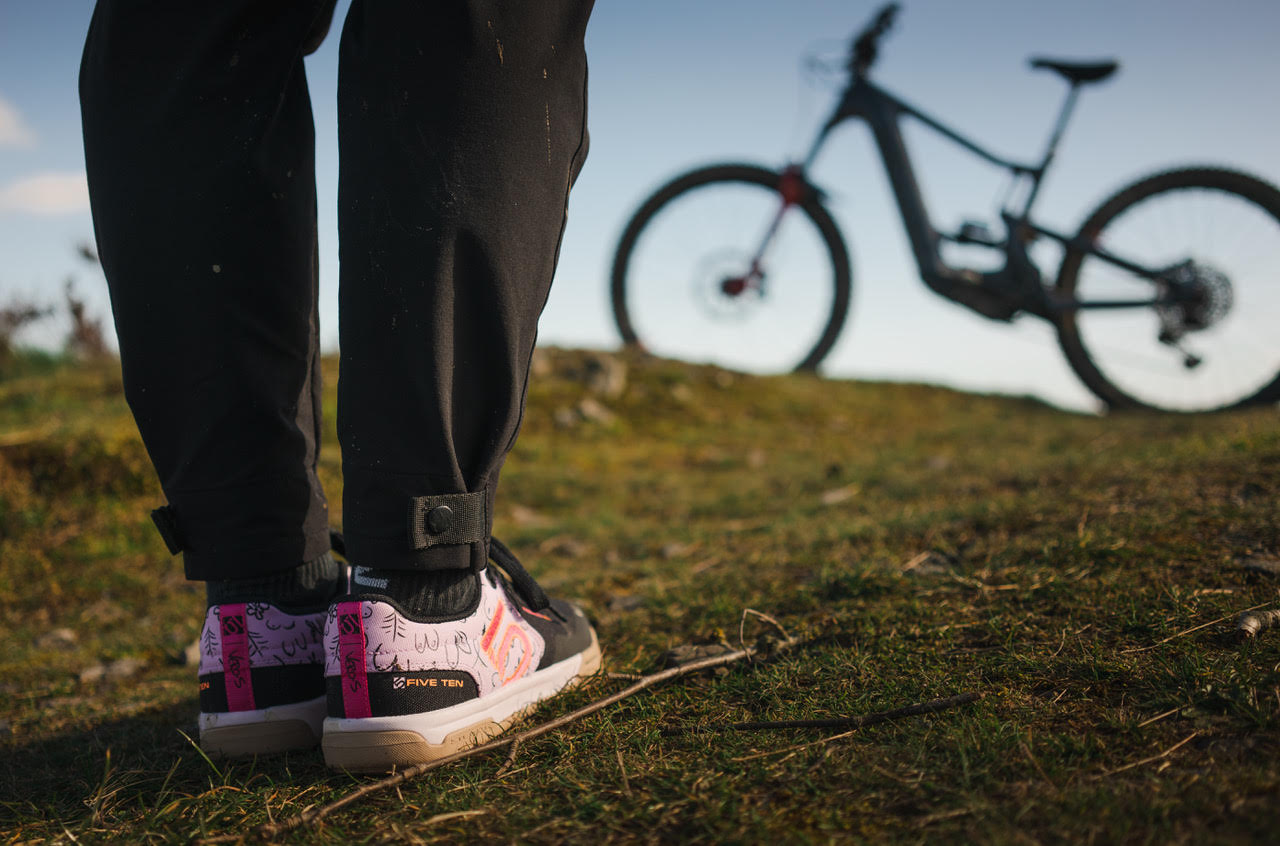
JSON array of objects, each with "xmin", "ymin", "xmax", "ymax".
[{"xmin": 1029, "ymin": 58, "xmax": 1119, "ymax": 85}]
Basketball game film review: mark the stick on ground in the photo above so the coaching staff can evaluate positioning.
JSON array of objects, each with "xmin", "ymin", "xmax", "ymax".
[
  {"xmin": 1237, "ymin": 607, "xmax": 1280, "ymax": 639},
  {"xmin": 1121, "ymin": 600, "xmax": 1272, "ymax": 654},
  {"xmin": 661, "ymin": 692, "xmax": 981, "ymax": 736},
  {"xmin": 197, "ymin": 632, "xmax": 796, "ymax": 843},
  {"xmin": 1095, "ymin": 731, "xmax": 1199, "ymax": 778}
]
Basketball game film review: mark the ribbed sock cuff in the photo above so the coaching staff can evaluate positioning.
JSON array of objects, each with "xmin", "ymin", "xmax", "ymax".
[
  {"xmin": 205, "ymin": 551, "xmax": 343, "ymax": 610},
  {"xmin": 351, "ymin": 566, "xmax": 481, "ymax": 620}
]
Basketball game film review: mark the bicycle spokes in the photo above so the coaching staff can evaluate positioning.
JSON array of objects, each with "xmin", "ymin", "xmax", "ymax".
[
  {"xmin": 1060, "ymin": 173, "xmax": 1280, "ymax": 411},
  {"xmin": 611, "ymin": 165, "xmax": 849, "ymax": 373}
]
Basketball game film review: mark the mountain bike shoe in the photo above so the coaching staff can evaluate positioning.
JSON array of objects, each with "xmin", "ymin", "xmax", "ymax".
[
  {"xmin": 196, "ymin": 602, "xmax": 329, "ymax": 758},
  {"xmin": 321, "ymin": 539, "xmax": 601, "ymax": 772}
]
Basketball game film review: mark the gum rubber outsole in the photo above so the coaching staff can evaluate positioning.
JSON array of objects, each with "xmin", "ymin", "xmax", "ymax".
[
  {"xmin": 322, "ymin": 636, "xmax": 602, "ymax": 773},
  {"xmin": 200, "ymin": 719, "xmax": 321, "ymax": 759}
]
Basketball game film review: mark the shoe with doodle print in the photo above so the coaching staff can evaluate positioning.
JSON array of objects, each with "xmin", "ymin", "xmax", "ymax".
[
  {"xmin": 321, "ymin": 539, "xmax": 601, "ymax": 772},
  {"xmin": 197, "ymin": 602, "xmax": 329, "ymax": 758}
]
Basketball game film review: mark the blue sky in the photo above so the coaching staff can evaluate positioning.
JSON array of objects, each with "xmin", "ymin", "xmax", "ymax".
[{"xmin": 2, "ymin": 1, "xmax": 1278, "ymax": 410}]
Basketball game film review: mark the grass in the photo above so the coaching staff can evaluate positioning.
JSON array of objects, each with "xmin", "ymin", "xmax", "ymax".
[{"xmin": 1, "ymin": 347, "xmax": 1278, "ymax": 843}]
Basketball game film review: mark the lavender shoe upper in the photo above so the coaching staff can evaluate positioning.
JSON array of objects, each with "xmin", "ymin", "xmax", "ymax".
[
  {"xmin": 324, "ymin": 571, "xmax": 558, "ymax": 718},
  {"xmin": 198, "ymin": 602, "xmax": 327, "ymax": 714}
]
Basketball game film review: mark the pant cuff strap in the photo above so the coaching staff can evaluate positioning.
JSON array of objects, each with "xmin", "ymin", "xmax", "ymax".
[{"xmin": 407, "ymin": 491, "xmax": 488, "ymax": 551}]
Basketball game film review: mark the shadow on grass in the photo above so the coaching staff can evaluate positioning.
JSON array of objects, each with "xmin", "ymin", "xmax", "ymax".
[
  {"xmin": 0, "ymin": 700, "xmax": 198, "ymax": 827},
  {"xmin": 0, "ymin": 699, "xmax": 329, "ymax": 834}
]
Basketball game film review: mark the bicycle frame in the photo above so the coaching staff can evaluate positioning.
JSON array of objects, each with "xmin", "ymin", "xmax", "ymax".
[{"xmin": 797, "ymin": 76, "xmax": 1189, "ymax": 320}]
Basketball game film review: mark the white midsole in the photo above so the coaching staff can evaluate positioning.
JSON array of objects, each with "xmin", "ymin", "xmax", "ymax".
[
  {"xmin": 199, "ymin": 695, "xmax": 327, "ymax": 735},
  {"xmin": 323, "ymin": 652, "xmax": 585, "ymax": 746}
]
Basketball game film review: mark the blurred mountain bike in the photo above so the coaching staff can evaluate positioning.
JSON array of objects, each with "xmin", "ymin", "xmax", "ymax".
[{"xmin": 610, "ymin": 4, "xmax": 1280, "ymax": 412}]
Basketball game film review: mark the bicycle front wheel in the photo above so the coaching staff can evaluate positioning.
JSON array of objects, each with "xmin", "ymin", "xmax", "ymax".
[
  {"xmin": 610, "ymin": 164, "xmax": 852, "ymax": 373},
  {"xmin": 1056, "ymin": 167, "xmax": 1280, "ymax": 412}
]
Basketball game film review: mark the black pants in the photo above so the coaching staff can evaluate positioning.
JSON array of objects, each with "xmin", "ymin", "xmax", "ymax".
[{"xmin": 80, "ymin": 0, "xmax": 593, "ymax": 579}]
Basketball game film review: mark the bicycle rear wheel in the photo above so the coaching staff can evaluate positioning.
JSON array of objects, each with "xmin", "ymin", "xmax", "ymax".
[
  {"xmin": 1056, "ymin": 167, "xmax": 1280, "ymax": 412},
  {"xmin": 610, "ymin": 164, "xmax": 852, "ymax": 373}
]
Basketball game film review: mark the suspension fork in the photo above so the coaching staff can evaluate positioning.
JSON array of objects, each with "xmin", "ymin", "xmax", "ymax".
[{"xmin": 727, "ymin": 165, "xmax": 808, "ymax": 297}]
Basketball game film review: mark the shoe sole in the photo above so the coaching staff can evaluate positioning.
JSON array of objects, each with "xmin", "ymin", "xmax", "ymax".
[
  {"xmin": 322, "ymin": 632, "xmax": 601, "ymax": 772},
  {"xmin": 199, "ymin": 695, "xmax": 326, "ymax": 759}
]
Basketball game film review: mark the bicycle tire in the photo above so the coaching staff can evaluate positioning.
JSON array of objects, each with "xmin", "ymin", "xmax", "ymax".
[
  {"xmin": 610, "ymin": 164, "xmax": 852, "ymax": 373},
  {"xmin": 1055, "ymin": 167, "xmax": 1280, "ymax": 412}
]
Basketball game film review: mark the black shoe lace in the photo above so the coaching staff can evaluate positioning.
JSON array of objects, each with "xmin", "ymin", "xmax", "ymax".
[{"xmin": 488, "ymin": 537, "xmax": 551, "ymax": 612}]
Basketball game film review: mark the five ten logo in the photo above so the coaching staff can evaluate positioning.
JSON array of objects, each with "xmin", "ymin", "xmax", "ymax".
[
  {"xmin": 338, "ymin": 613, "xmax": 361, "ymax": 637},
  {"xmin": 392, "ymin": 676, "xmax": 464, "ymax": 690},
  {"xmin": 221, "ymin": 614, "xmax": 245, "ymax": 635}
]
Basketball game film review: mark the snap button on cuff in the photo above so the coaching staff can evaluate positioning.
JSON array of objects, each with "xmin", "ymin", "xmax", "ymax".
[{"xmin": 426, "ymin": 505, "xmax": 453, "ymax": 534}]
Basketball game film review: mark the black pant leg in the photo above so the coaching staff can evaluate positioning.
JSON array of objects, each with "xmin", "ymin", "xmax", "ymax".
[
  {"xmin": 80, "ymin": 0, "xmax": 335, "ymax": 579},
  {"xmin": 337, "ymin": 0, "xmax": 594, "ymax": 571}
]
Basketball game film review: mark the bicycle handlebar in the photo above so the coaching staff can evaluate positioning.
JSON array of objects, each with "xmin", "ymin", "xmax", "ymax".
[{"xmin": 850, "ymin": 3, "xmax": 901, "ymax": 77}]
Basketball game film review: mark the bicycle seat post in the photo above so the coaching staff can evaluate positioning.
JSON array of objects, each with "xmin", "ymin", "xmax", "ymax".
[{"xmin": 1021, "ymin": 84, "xmax": 1081, "ymax": 215}]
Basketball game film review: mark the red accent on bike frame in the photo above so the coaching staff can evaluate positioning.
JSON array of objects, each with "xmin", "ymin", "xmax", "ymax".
[{"xmin": 777, "ymin": 167, "xmax": 805, "ymax": 207}]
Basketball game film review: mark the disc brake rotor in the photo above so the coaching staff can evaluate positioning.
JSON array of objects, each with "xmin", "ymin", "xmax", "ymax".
[{"xmin": 691, "ymin": 250, "xmax": 764, "ymax": 322}]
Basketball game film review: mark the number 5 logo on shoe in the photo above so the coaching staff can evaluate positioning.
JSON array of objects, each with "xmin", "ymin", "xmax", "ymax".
[
  {"xmin": 322, "ymin": 565, "xmax": 601, "ymax": 772},
  {"xmin": 480, "ymin": 602, "xmax": 533, "ymax": 685}
]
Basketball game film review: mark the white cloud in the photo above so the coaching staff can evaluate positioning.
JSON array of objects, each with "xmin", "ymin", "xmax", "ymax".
[
  {"xmin": 0, "ymin": 95, "xmax": 37, "ymax": 148},
  {"xmin": 0, "ymin": 172, "xmax": 90, "ymax": 215}
]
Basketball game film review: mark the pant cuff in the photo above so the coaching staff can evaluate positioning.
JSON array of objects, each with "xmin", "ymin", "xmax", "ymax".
[
  {"xmin": 162, "ymin": 476, "xmax": 330, "ymax": 581},
  {"xmin": 341, "ymin": 469, "xmax": 493, "ymax": 571}
]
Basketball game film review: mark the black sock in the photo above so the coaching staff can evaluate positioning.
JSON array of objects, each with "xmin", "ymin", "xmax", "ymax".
[
  {"xmin": 205, "ymin": 551, "xmax": 342, "ymax": 610},
  {"xmin": 351, "ymin": 565, "xmax": 480, "ymax": 619}
]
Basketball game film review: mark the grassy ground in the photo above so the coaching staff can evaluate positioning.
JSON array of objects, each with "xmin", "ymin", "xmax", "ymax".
[{"xmin": 1, "ymin": 348, "xmax": 1278, "ymax": 844}]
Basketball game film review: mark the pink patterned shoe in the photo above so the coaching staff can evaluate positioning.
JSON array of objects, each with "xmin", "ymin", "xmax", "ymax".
[
  {"xmin": 197, "ymin": 602, "xmax": 328, "ymax": 758},
  {"xmin": 321, "ymin": 540, "xmax": 601, "ymax": 772}
]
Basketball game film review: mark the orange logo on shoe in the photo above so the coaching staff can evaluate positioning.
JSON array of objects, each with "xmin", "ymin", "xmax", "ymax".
[
  {"xmin": 479, "ymin": 603, "xmax": 533, "ymax": 685},
  {"xmin": 392, "ymin": 676, "xmax": 465, "ymax": 689}
]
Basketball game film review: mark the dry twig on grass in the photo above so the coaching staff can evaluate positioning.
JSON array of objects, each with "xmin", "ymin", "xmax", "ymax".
[
  {"xmin": 1136, "ymin": 706, "xmax": 1182, "ymax": 728},
  {"xmin": 494, "ymin": 738, "xmax": 522, "ymax": 778},
  {"xmin": 196, "ymin": 625, "xmax": 798, "ymax": 844},
  {"xmin": 1095, "ymin": 731, "xmax": 1199, "ymax": 778},
  {"xmin": 615, "ymin": 748, "xmax": 633, "ymax": 798},
  {"xmin": 1121, "ymin": 600, "xmax": 1273, "ymax": 654},
  {"xmin": 662, "ymin": 692, "xmax": 981, "ymax": 736},
  {"xmin": 1237, "ymin": 607, "xmax": 1280, "ymax": 639},
  {"xmin": 720, "ymin": 695, "xmax": 982, "ymax": 765}
]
